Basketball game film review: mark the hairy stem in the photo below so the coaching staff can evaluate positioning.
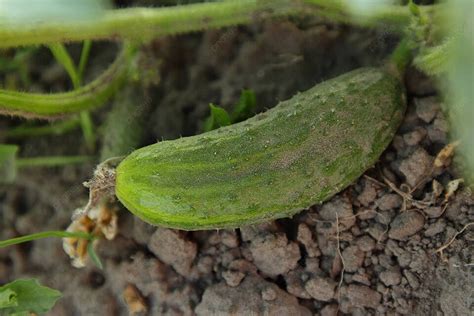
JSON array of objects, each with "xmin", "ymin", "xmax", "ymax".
[
  {"xmin": 0, "ymin": 43, "xmax": 135, "ymax": 118},
  {"xmin": 16, "ymin": 155, "xmax": 93, "ymax": 168},
  {"xmin": 0, "ymin": 0, "xmax": 439, "ymax": 48}
]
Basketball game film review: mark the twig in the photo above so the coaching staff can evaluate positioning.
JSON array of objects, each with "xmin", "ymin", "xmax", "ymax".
[{"xmin": 435, "ymin": 222, "xmax": 474, "ymax": 261}]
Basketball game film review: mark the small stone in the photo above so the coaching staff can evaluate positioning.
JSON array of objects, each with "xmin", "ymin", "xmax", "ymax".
[
  {"xmin": 342, "ymin": 284, "xmax": 381, "ymax": 310},
  {"xmin": 402, "ymin": 270, "xmax": 420, "ymax": 289},
  {"xmin": 148, "ymin": 228, "xmax": 197, "ymax": 276},
  {"xmin": 398, "ymin": 148, "xmax": 434, "ymax": 187},
  {"xmin": 222, "ymin": 270, "xmax": 245, "ymax": 287},
  {"xmin": 304, "ymin": 276, "xmax": 336, "ymax": 302},
  {"xmin": 355, "ymin": 235, "xmax": 376, "ymax": 252},
  {"xmin": 352, "ymin": 273, "xmax": 371, "ymax": 286},
  {"xmin": 297, "ymin": 223, "xmax": 320, "ymax": 257},
  {"xmin": 366, "ymin": 224, "xmax": 388, "ymax": 242},
  {"xmin": 321, "ymin": 304, "xmax": 339, "ymax": 316},
  {"xmin": 342, "ymin": 246, "xmax": 365, "ymax": 272},
  {"xmin": 415, "ymin": 96, "xmax": 439, "ymax": 123},
  {"xmin": 285, "ymin": 270, "xmax": 311, "ymax": 299},
  {"xmin": 424, "ymin": 220, "xmax": 446, "ymax": 237},
  {"xmin": 423, "ymin": 206, "xmax": 444, "ymax": 218},
  {"xmin": 358, "ymin": 179, "xmax": 377, "ymax": 207},
  {"xmin": 403, "ymin": 127, "xmax": 427, "ymax": 146},
  {"xmin": 195, "ymin": 276, "xmax": 311, "ymax": 315},
  {"xmin": 319, "ymin": 196, "xmax": 355, "ymax": 231},
  {"xmin": 388, "ymin": 211, "xmax": 425, "ymax": 241},
  {"xmin": 375, "ymin": 194, "xmax": 402, "ymax": 211},
  {"xmin": 261, "ymin": 287, "xmax": 277, "ymax": 301},
  {"xmin": 427, "ymin": 116, "xmax": 448, "ymax": 143},
  {"xmin": 220, "ymin": 230, "xmax": 239, "ymax": 248},
  {"xmin": 248, "ymin": 233, "xmax": 300, "ymax": 276},
  {"xmin": 379, "ymin": 269, "xmax": 402, "ymax": 286}
]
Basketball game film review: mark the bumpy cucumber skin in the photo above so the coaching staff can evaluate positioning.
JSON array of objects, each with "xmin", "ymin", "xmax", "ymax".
[{"xmin": 116, "ymin": 67, "xmax": 405, "ymax": 230}]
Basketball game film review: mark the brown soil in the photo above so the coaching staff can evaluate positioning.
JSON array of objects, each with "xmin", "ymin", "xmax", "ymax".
[{"xmin": 1, "ymin": 15, "xmax": 473, "ymax": 316}]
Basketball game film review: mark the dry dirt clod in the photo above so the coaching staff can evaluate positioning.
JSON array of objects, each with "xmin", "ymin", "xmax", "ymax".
[
  {"xmin": 195, "ymin": 276, "xmax": 311, "ymax": 315},
  {"xmin": 222, "ymin": 270, "xmax": 246, "ymax": 287},
  {"xmin": 340, "ymin": 284, "xmax": 382, "ymax": 311},
  {"xmin": 148, "ymin": 228, "xmax": 197, "ymax": 277},
  {"xmin": 297, "ymin": 223, "xmax": 320, "ymax": 257},
  {"xmin": 397, "ymin": 147, "xmax": 434, "ymax": 188},
  {"xmin": 304, "ymin": 276, "xmax": 337, "ymax": 302},
  {"xmin": 379, "ymin": 269, "xmax": 402, "ymax": 286},
  {"xmin": 388, "ymin": 211, "xmax": 425, "ymax": 241},
  {"xmin": 376, "ymin": 194, "xmax": 403, "ymax": 211},
  {"xmin": 341, "ymin": 245, "xmax": 365, "ymax": 273},
  {"xmin": 247, "ymin": 232, "xmax": 300, "ymax": 277},
  {"xmin": 415, "ymin": 96, "xmax": 439, "ymax": 123}
]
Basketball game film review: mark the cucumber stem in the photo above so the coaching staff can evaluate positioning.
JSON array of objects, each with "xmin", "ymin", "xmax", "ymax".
[
  {"xmin": 16, "ymin": 155, "xmax": 93, "ymax": 168},
  {"xmin": 0, "ymin": 1, "xmax": 439, "ymax": 48},
  {"xmin": 0, "ymin": 43, "xmax": 135, "ymax": 118}
]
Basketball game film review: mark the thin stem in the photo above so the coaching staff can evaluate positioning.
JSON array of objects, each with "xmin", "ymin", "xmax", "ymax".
[
  {"xmin": 16, "ymin": 155, "xmax": 93, "ymax": 168},
  {"xmin": 0, "ymin": 0, "xmax": 441, "ymax": 48},
  {"xmin": 0, "ymin": 43, "xmax": 135, "ymax": 118},
  {"xmin": 79, "ymin": 111, "xmax": 96, "ymax": 151},
  {"xmin": 78, "ymin": 40, "xmax": 92, "ymax": 85},
  {"xmin": 0, "ymin": 231, "xmax": 93, "ymax": 248},
  {"xmin": 5, "ymin": 117, "xmax": 81, "ymax": 138}
]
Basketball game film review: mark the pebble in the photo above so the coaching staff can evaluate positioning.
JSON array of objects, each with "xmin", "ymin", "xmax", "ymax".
[
  {"xmin": 248, "ymin": 233, "xmax": 300, "ymax": 276},
  {"xmin": 423, "ymin": 206, "xmax": 444, "ymax": 218},
  {"xmin": 397, "ymin": 148, "xmax": 434, "ymax": 188},
  {"xmin": 376, "ymin": 194, "xmax": 403, "ymax": 211},
  {"xmin": 148, "ymin": 228, "xmax": 197, "ymax": 277},
  {"xmin": 403, "ymin": 127, "xmax": 427, "ymax": 146},
  {"xmin": 297, "ymin": 223, "xmax": 320, "ymax": 257},
  {"xmin": 415, "ymin": 96, "xmax": 439, "ymax": 123},
  {"xmin": 195, "ymin": 276, "xmax": 311, "ymax": 315},
  {"xmin": 342, "ymin": 284, "xmax": 382, "ymax": 310},
  {"xmin": 355, "ymin": 235, "xmax": 376, "ymax": 252},
  {"xmin": 379, "ymin": 269, "xmax": 402, "ymax": 286},
  {"xmin": 222, "ymin": 270, "xmax": 245, "ymax": 287},
  {"xmin": 388, "ymin": 211, "xmax": 425, "ymax": 241},
  {"xmin": 358, "ymin": 179, "xmax": 378, "ymax": 206},
  {"xmin": 342, "ymin": 246, "xmax": 365, "ymax": 272},
  {"xmin": 304, "ymin": 276, "xmax": 336, "ymax": 302},
  {"xmin": 424, "ymin": 219, "xmax": 446, "ymax": 237}
]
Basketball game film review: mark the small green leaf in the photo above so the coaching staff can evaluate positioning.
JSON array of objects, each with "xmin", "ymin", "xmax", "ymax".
[
  {"xmin": 408, "ymin": 0, "xmax": 420, "ymax": 17},
  {"xmin": 0, "ymin": 288, "xmax": 17, "ymax": 309},
  {"xmin": 231, "ymin": 89, "xmax": 256, "ymax": 123},
  {"xmin": 0, "ymin": 279, "xmax": 61, "ymax": 315},
  {"xmin": 203, "ymin": 103, "xmax": 231, "ymax": 132},
  {"xmin": 0, "ymin": 144, "xmax": 18, "ymax": 184},
  {"xmin": 87, "ymin": 242, "xmax": 104, "ymax": 270}
]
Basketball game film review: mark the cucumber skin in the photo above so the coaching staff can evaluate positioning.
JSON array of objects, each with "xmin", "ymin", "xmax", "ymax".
[{"xmin": 115, "ymin": 67, "xmax": 406, "ymax": 230}]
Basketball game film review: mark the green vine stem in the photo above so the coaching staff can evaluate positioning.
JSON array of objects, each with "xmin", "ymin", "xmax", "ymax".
[
  {"xmin": 0, "ymin": 231, "xmax": 92, "ymax": 248},
  {"xmin": 0, "ymin": 43, "xmax": 135, "ymax": 118},
  {"xmin": 0, "ymin": 0, "xmax": 439, "ymax": 48},
  {"xmin": 16, "ymin": 155, "xmax": 93, "ymax": 168},
  {"xmin": 5, "ymin": 118, "xmax": 80, "ymax": 138}
]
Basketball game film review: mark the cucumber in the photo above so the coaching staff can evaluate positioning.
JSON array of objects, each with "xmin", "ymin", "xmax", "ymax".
[{"xmin": 115, "ymin": 67, "xmax": 405, "ymax": 230}]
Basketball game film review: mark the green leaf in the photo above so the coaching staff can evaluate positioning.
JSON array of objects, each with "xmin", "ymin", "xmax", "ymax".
[
  {"xmin": 87, "ymin": 241, "xmax": 104, "ymax": 270},
  {"xmin": 0, "ymin": 144, "xmax": 18, "ymax": 184},
  {"xmin": 231, "ymin": 89, "xmax": 256, "ymax": 123},
  {"xmin": 0, "ymin": 279, "xmax": 61, "ymax": 315},
  {"xmin": 0, "ymin": 288, "xmax": 17, "ymax": 309},
  {"xmin": 408, "ymin": 0, "xmax": 420, "ymax": 17},
  {"xmin": 203, "ymin": 103, "xmax": 231, "ymax": 132},
  {"xmin": 48, "ymin": 43, "xmax": 80, "ymax": 88}
]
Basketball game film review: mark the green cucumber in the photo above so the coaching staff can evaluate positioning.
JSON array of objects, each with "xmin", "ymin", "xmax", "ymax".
[{"xmin": 115, "ymin": 67, "xmax": 405, "ymax": 230}]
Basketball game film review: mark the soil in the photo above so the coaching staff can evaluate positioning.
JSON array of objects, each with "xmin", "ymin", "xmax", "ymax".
[{"xmin": 1, "ymin": 11, "xmax": 473, "ymax": 316}]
